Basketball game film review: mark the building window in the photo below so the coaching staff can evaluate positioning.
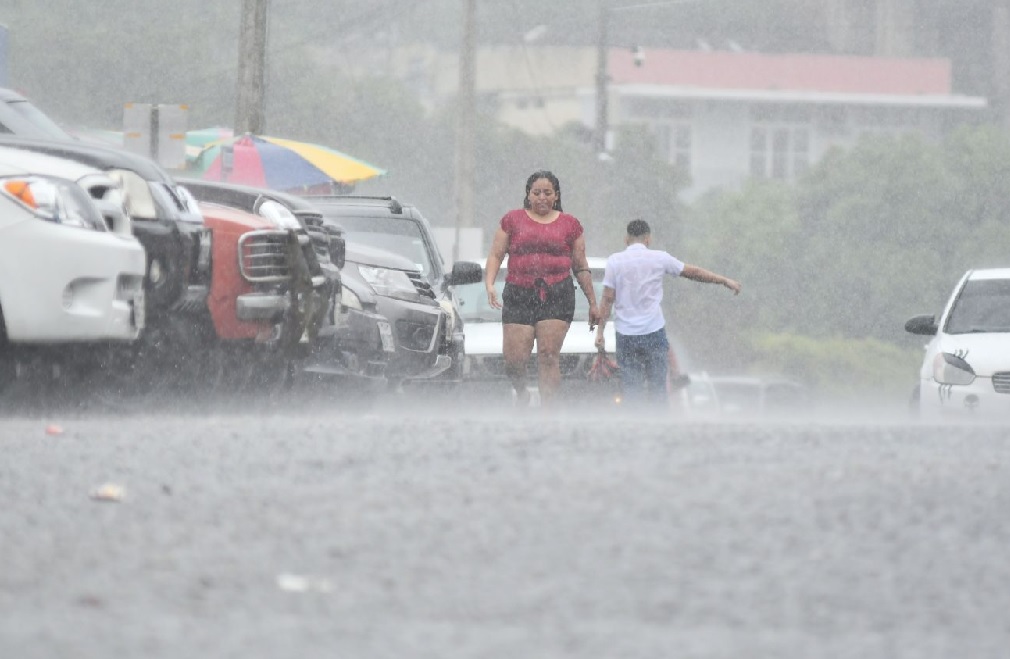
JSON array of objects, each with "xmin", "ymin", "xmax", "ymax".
[
  {"xmin": 653, "ymin": 122, "xmax": 692, "ymax": 173},
  {"xmin": 750, "ymin": 125, "xmax": 810, "ymax": 180},
  {"xmin": 750, "ymin": 127, "xmax": 767, "ymax": 177},
  {"xmin": 792, "ymin": 128, "xmax": 810, "ymax": 175}
]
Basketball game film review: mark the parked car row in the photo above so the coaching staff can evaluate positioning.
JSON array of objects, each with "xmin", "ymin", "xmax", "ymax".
[
  {"xmin": 0, "ymin": 108, "xmax": 483, "ymax": 402},
  {"xmin": 179, "ymin": 181, "xmax": 484, "ymax": 390}
]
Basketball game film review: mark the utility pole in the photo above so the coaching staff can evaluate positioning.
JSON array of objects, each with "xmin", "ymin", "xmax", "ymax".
[
  {"xmin": 453, "ymin": 0, "xmax": 477, "ymax": 263},
  {"xmin": 994, "ymin": 0, "xmax": 1010, "ymax": 131},
  {"xmin": 235, "ymin": 0, "xmax": 268, "ymax": 135},
  {"xmin": 594, "ymin": 0, "xmax": 610, "ymax": 155}
]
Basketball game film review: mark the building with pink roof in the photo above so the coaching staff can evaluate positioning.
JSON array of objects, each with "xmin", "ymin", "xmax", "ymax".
[{"xmin": 597, "ymin": 48, "xmax": 986, "ymax": 197}]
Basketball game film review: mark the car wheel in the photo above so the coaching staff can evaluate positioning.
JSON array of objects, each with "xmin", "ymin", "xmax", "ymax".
[
  {"xmin": 0, "ymin": 350, "xmax": 14, "ymax": 397},
  {"xmin": 0, "ymin": 306, "xmax": 16, "ymax": 398}
]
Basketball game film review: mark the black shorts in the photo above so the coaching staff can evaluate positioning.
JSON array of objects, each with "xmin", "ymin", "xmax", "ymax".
[{"xmin": 501, "ymin": 278, "xmax": 576, "ymax": 326}]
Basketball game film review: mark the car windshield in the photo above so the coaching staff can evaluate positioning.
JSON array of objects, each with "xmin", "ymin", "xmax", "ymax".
[
  {"xmin": 456, "ymin": 267, "xmax": 604, "ymax": 323},
  {"xmin": 945, "ymin": 278, "xmax": 1010, "ymax": 334},
  {"xmin": 336, "ymin": 215, "xmax": 435, "ymax": 279}
]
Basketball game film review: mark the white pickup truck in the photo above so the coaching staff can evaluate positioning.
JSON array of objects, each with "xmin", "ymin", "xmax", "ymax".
[{"xmin": 0, "ymin": 154, "xmax": 146, "ymax": 388}]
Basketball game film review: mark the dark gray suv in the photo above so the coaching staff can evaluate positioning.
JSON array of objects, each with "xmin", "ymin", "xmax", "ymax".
[
  {"xmin": 303, "ymin": 195, "xmax": 482, "ymax": 388},
  {"xmin": 0, "ymin": 88, "xmax": 73, "ymax": 140}
]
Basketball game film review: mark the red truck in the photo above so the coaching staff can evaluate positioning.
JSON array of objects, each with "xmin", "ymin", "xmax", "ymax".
[{"xmin": 195, "ymin": 199, "xmax": 330, "ymax": 390}]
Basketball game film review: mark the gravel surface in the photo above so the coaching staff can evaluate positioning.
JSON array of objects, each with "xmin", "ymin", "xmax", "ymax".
[{"xmin": 2, "ymin": 393, "xmax": 1009, "ymax": 659}]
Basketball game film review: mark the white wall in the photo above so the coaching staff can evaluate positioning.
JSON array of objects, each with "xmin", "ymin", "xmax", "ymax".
[{"xmin": 432, "ymin": 227, "xmax": 485, "ymax": 265}]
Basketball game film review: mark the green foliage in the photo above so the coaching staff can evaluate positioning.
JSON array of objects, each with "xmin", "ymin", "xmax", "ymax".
[
  {"xmin": 672, "ymin": 179, "xmax": 800, "ymax": 370},
  {"xmin": 672, "ymin": 124, "xmax": 1010, "ymax": 393},
  {"xmin": 747, "ymin": 332, "xmax": 922, "ymax": 401},
  {"xmin": 795, "ymin": 134, "xmax": 954, "ymax": 339}
]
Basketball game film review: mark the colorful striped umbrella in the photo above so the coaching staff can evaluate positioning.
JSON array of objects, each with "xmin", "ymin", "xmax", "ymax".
[
  {"xmin": 185, "ymin": 126, "xmax": 234, "ymax": 162},
  {"xmin": 193, "ymin": 133, "xmax": 386, "ymax": 191}
]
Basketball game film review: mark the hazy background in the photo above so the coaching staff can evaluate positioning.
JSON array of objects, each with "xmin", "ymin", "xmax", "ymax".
[{"xmin": 2, "ymin": 0, "xmax": 1008, "ymax": 404}]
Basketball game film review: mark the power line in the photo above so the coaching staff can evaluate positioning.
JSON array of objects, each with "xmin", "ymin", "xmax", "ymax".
[
  {"xmin": 131, "ymin": 3, "xmax": 393, "ymax": 109},
  {"xmin": 509, "ymin": 0, "xmax": 560, "ymax": 133}
]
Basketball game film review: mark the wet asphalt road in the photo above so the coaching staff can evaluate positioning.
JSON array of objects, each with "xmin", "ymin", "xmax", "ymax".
[{"xmin": 2, "ymin": 389, "xmax": 1010, "ymax": 659}]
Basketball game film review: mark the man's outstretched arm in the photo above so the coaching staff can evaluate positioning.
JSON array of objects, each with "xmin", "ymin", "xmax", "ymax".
[{"xmin": 681, "ymin": 265, "xmax": 742, "ymax": 295}]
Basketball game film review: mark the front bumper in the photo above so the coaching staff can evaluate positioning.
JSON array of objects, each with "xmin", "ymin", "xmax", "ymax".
[
  {"xmin": 302, "ymin": 307, "xmax": 391, "ymax": 381},
  {"xmin": 373, "ymin": 296, "xmax": 452, "ymax": 381},
  {"xmin": 236, "ymin": 229, "xmax": 333, "ymax": 349},
  {"xmin": 920, "ymin": 377, "xmax": 1010, "ymax": 419},
  {"xmin": 0, "ymin": 220, "xmax": 146, "ymax": 343},
  {"xmin": 236, "ymin": 293, "xmax": 288, "ymax": 322}
]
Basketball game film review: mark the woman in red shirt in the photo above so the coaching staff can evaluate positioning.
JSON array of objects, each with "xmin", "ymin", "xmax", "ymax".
[{"xmin": 485, "ymin": 170, "xmax": 600, "ymax": 407}]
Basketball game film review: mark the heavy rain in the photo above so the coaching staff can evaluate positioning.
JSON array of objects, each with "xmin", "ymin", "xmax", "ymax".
[{"xmin": 2, "ymin": 1, "xmax": 1010, "ymax": 657}]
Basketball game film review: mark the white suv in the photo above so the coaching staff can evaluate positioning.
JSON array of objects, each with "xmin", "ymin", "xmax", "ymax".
[
  {"xmin": 905, "ymin": 268, "xmax": 1010, "ymax": 419},
  {"xmin": 0, "ymin": 156, "xmax": 146, "ymax": 380}
]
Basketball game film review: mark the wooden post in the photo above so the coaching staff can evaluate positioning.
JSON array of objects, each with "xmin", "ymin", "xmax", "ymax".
[
  {"xmin": 453, "ymin": 0, "xmax": 477, "ymax": 262},
  {"xmin": 235, "ymin": 0, "xmax": 268, "ymax": 135}
]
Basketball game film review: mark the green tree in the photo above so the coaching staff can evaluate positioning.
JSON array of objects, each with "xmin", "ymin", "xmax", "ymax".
[
  {"xmin": 795, "ymin": 134, "xmax": 952, "ymax": 340},
  {"xmin": 942, "ymin": 125, "xmax": 1010, "ymax": 275},
  {"xmin": 675, "ymin": 180, "xmax": 801, "ymax": 370},
  {"xmin": 672, "ymin": 125, "xmax": 1010, "ymax": 392}
]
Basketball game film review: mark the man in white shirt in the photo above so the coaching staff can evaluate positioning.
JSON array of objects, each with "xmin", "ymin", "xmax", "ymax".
[{"xmin": 595, "ymin": 219, "xmax": 741, "ymax": 405}]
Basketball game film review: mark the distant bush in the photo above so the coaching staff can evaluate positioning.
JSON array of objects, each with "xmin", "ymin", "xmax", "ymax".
[{"xmin": 746, "ymin": 332, "xmax": 921, "ymax": 399}]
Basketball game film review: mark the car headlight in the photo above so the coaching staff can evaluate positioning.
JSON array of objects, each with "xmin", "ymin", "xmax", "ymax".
[
  {"xmin": 933, "ymin": 352, "xmax": 975, "ymax": 385},
  {"xmin": 341, "ymin": 287, "xmax": 363, "ymax": 310},
  {"xmin": 257, "ymin": 199, "xmax": 301, "ymax": 230},
  {"xmin": 440, "ymin": 300, "xmax": 456, "ymax": 333},
  {"xmin": 358, "ymin": 266, "xmax": 417, "ymax": 297},
  {"xmin": 197, "ymin": 227, "xmax": 213, "ymax": 273},
  {"xmin": 1, "ymin": 176, "xmax": 107, "ymax": 231}
]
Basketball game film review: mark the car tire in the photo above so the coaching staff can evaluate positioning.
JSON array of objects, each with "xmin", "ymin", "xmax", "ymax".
[{"xmin": 0, "ymin": 305, "xmax": 13, "ymax": 396}]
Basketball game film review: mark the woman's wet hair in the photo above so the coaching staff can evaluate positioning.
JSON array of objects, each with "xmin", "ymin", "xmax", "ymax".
[{"xmin": 523, "ymin": 170, "xmax": 563, "ymax": 211}]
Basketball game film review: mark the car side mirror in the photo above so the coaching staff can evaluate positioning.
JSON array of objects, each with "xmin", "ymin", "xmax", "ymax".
[
  {"xmin": 904, "ymin": 314, "xmax": 938, "ymax": 336},
  {"xmin": 446, "ymin": 261, "xmax": 483, "ymax": 286},
  {"xmin": 328, "ymin": 232, "xmax": 346, "ymax": 269}
]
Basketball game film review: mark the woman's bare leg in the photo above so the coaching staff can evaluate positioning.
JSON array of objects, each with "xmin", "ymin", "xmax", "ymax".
[
  {"xmin": 534, "ymin": 319, "xmax": 570, "ymax": 406},
  {"xmin": 502, "ymin": 323, "xmax": 536, "ymax": 403}
]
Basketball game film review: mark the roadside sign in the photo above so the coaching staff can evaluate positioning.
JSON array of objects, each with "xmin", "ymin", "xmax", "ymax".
[{"xmin": 122, "ymin": 102, "xmax": 188, "ymax": 169}]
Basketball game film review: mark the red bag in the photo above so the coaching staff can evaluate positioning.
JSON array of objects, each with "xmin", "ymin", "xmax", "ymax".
[{"xmin": 588, "ymin": 347, "xmax": 619, "ymax": 382}]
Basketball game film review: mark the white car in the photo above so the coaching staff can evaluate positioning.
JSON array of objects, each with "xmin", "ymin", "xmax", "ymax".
[
  {"xmin": 0, "ymin": 156, "xmax": 146, "ymax": 366},
  {"xmin": 457, "ymin": 257, "xmax": 618, "ymax": 389},
  {"xmin": 905, "ymin": 268, "xmax": 1010, "ymax": 419},
  {"xmin": 678, "ymin": 372, "xmax": 811, "ymax": 418}
]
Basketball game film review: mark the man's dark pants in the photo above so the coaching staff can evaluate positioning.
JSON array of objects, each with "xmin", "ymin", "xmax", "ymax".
[{"xmin": 615, "ymin": 328, "xmax": 669, "ymax": 404}]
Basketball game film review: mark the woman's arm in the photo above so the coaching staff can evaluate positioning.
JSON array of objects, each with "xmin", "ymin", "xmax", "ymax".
[
  {"xmin": 485, "ymin": 228, "xmax": 509, "ymax": 309},
  {"xmin": 570, "ymin": 235, "xmax": 599, "ymax": 327}
]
